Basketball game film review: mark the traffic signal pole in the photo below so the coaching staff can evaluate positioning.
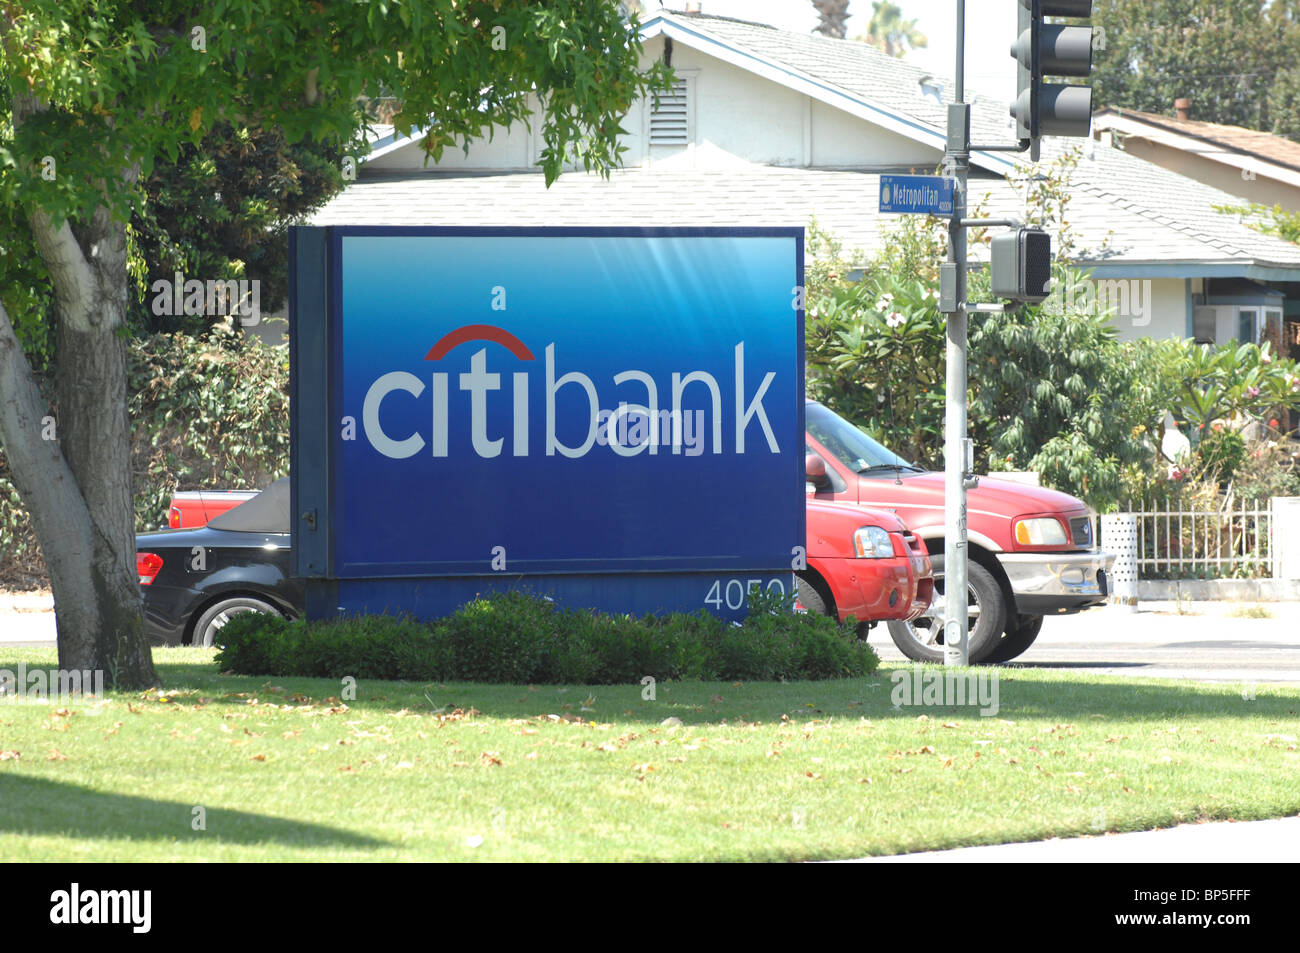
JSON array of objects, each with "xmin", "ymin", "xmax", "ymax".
[
  {"xmin": 939, "ymin": 0, "xmax": 1093, "ymax": 664},
  {"xmin": 941, "ymin": 0, "xmax": 971, "ymax": 665}
]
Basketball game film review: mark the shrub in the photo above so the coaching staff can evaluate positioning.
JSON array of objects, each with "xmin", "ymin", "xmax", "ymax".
[
  {"xmin": 214, "ymin": 590, "xmax": 879, "ymax": 684},
  {"xmin": 0, "ymin": 325, "xmax": 289, "ymax": 587}
]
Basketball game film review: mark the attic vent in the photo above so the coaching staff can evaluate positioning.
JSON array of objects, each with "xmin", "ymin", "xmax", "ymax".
[{"xmin": 650, "ymin": 79, "xmax": 690, "ymax": 145}]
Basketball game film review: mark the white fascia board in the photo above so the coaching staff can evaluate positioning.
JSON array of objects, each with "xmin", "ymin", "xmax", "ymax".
[
  {"xmin": 641, "ymin": 16, "xmax": 1015, "ymax": 175},
  {"xmin": 1079, "ymin": 259, "xmax": 1300, "ymax": 281}
]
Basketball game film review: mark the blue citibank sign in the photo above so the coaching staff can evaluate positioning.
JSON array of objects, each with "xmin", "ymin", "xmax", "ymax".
[{"xmin": 289, "ymin": 227, "xmax": 805, "ymax": 621}]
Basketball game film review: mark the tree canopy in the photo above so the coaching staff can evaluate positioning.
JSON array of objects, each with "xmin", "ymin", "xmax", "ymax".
[
  {"xmin": 1093, "ymin": 0, "xmax": 1300, "ymax": 140},
  {"xmin": 0, "ymin": 0, "xmax": 669, "ymax": 688}
]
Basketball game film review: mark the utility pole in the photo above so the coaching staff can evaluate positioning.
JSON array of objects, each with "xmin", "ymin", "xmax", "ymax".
[
  {"xmin": 940, "ymin": 0, "xmax": 971, "ymax": 665},
  {"xmin": 937, "ymin": 0, "xmax": 1096, "ymax": 665}
]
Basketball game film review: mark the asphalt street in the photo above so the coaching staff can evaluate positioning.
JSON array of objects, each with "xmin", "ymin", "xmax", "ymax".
[{"xmin": 867, "ymin": 600, "xmax": 1300, "ymax": 684}]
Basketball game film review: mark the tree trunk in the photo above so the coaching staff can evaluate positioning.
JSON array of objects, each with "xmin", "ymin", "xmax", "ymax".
[{"xmin": 0, "ymin": 206, "xmax": 158, "ymax": 689}]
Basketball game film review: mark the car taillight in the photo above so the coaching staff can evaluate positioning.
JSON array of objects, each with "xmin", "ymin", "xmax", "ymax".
[
  {"xmin": 168, "ymin": 506, "xmax": 182, "ymax": 528},
  {"xmin": 137, "ymin": 552, "xmax": 163, "ymax": 586}
]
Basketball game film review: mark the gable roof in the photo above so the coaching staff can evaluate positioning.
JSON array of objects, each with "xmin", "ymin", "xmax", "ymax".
[
  {"xmin": 360, "ymin": 12, "xmax": 1023, "ymax": 175},
  {"xmin": 977, "ymin": 137, "xmax": 1300, "ymax": 279},
  {"xmin": 315, "ymin": 12, "xmax": 1300, "ymax": 281},
  {"xmin": 644, "ymin": 12, "xmax": 1021, "ymax": 174},
  {"xmin": 310, "ymin": 142, "xmax": 1300, "ymax": 282}
]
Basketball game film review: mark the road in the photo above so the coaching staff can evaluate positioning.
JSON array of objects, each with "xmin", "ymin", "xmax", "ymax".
[
  {"xmin": 865, "ymin": 600, "xmax": 1300, "ymax": 684},
  {"xmin": 4, "ymin": 596, "xmax": 1300, "ymax": 684}
]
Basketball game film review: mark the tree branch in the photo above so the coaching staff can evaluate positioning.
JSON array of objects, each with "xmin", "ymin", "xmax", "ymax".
[
  {"xmin": 11, "ymin": 93, "xmax": 99, "ymax": 332},
  {"xmin": 26, "ymin": 208, "xmax": 99, "ymax": 332},
  {"xmin": 0, "ymin": 296, "xmax": 94, "ymax": 544}
]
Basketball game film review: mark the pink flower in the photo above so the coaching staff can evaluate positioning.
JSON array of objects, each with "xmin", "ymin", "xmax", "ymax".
[{"xmin": 1247, "ymin": 386, "xmax": 1260, "ymax": 398}]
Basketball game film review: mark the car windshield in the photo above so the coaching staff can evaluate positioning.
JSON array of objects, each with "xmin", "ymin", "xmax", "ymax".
[
  {"xmin": 806, "ymin": 402, "xmax": 917, "ymax": 472},
  {"xmin": 206, "ymin": 477, "xmax": 290, "ymax": 534}
]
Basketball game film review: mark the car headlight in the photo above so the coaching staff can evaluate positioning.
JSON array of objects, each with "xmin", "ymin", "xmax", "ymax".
[
  {"xmin": 853, "ymin": 526, "xmax": 895, "ymax": 558},
  {"xmin": 1014, "ymin": 517, "xmax": 1068, "ymax": 546}
]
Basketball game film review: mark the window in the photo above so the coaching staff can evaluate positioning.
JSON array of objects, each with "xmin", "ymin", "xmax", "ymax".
[
  {"xmin": 1237, "ymin": 308, "xmax": 1259, "ymax": 343},
  {"xmin": 1263, "ymin": 308, "xmax": 1284, "ymax": 351},
  {"xmin": 649, "ymin": 78, "xmax": 690, "ymax": 146},
  {"xmin": 1193, "ymin": 306, "xmax": 1216, "ymax": 344}
]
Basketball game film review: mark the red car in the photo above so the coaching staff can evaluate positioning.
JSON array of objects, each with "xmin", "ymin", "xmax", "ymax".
[
  {"xmin": 166, "ymin": 489, "xmax": 258, "ymax": 528},
  {"xmin": 798, "ymin": 491, "xmax": 934, "ymax": 634}
]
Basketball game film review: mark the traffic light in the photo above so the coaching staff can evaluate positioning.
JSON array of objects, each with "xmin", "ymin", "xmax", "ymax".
[
  {"xmin": 1010, "ymin": 0, "xmax": 1095, "ymax": 160},
  {"xmin": 991, "ymin": 227, "xmax": 1051, "ymax": 303}
]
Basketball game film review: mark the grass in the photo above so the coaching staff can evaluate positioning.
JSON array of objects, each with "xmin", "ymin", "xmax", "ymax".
[
  {"xmin": 1, "ymin": 646, "xmax": 1297, "ymax": 861},
  {"xmin": 1227, "ymin": 604, "xmax": 1275, "ymax": 619}
]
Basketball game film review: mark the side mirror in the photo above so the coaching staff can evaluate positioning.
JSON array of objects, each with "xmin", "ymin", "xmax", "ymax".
[{"xmin": 805, "ymin": 453, "xmax": 829, "ymax": 488}]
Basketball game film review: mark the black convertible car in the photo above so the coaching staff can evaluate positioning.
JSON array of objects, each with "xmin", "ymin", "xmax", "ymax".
[{"xmin": 135, "ymin": 478, "xmax": 302, "ymax": 646}]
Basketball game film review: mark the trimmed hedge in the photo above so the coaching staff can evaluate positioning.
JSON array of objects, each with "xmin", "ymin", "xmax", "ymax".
[{"xmin": 214, "ymin": 590, "xmax": 879, "ymax": 684}]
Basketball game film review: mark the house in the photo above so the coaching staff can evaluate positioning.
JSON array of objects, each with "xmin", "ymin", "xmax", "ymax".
[
  {"xmin": 309, "ymin": 10, "xmax": 1300, "ymax": 361},
  {"xmin": 1091, "ymin": 104, "xmax": 1300, "ymax": 211}
]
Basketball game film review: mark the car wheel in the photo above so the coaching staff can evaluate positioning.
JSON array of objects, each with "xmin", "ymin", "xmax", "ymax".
[
  {"xmin": 191, "ymin": 596, "xmax": 279, "ymax": 647},
  {"xmin": 795, "ymin": 572, "xmax": 831, "ymax": 618},
  {"xmin": 983, "ymin": 614, "xmax": 1044, "ymax": 664},
  {"xmin": 886, "ymin": 555, "xmax": 1007, "ymax": 663}
]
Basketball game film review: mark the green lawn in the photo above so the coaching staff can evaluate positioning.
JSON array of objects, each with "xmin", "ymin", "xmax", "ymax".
[{"xmin": 1, "ymin": 646, "xmax": 1297, "ymax": 861}]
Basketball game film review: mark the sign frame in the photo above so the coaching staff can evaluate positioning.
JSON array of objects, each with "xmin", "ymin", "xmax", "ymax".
[{"xmin": 290, "ymin": 225, "xmax": 806, "ymax": 620}]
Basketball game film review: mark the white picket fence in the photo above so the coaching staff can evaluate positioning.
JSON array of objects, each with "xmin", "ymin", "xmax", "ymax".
[{"xmin": 1122, "ymin": 498, "xmax": 1274, "ymax": 579}]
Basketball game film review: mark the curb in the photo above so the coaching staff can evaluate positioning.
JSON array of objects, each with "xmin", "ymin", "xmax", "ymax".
[{"xmin": 1137, "ymin": 579, "xmax": 1300, "ymax": 602}]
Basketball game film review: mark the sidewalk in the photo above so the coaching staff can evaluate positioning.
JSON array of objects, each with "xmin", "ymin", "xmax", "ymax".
[
  {"xmin": 847, "ymin": 816, "xmax": 1300, "ymax": 862},
  {"xmin": 0, "ymin": 590, "xmax": 54, "ymax": 643}
]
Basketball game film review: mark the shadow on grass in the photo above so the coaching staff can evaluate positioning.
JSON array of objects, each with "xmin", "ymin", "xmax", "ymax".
[
  {"xmin": 136, "ymin": 659, "xmax": 1300, "ymax": 728},
  {"xmin": 0, "ymin": 773, "xmax": 387, "ymax": 848},
  {"xmin": 5, "ymin": 648, "xmax": 1294, "ymax": 728}
]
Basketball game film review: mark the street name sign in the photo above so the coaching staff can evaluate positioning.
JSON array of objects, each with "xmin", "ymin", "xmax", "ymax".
[{"xmin": 879, "ymin": 174, "xmax": 955, "ymax": 215}]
